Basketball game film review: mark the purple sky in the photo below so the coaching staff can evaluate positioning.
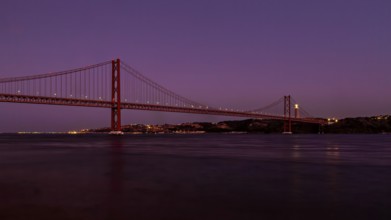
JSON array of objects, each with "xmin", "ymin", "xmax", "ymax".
[{"xmin": 1, "ymin": 0, "xmax": 390, "ymax": 131}]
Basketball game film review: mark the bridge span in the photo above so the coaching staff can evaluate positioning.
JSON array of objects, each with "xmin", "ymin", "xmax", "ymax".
[{"xmin": 0, "ymin": 59, "xmax": 326, "ymax": 133}]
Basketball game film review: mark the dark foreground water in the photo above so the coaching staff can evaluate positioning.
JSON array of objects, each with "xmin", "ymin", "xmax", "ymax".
[{"xmin": 1, "ymin": 134, "xmax": 391, "ymax": 220}]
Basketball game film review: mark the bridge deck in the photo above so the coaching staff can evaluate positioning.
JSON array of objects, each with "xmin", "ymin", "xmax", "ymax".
[{"xmin": 0, "ymin": 94, "xmax": 326, "ymax": 125}]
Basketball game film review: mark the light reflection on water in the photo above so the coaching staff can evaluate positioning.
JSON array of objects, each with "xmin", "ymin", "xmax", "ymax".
[
  {"xmin": 1, "ymin": 134, "xmax": 391, "ymax": 166},
  {"xmin": 291, "ymin": 144, "xmax": 301, "ymax": 160},
  {"xmin": 325, "ymin": 144, "xmax": 340, "ymax": 164}
]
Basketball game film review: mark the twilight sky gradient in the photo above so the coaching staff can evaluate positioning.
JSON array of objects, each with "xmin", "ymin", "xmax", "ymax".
[{"xmin": 1, "ymin": 0, "xmax": 390, "ymax": 131}]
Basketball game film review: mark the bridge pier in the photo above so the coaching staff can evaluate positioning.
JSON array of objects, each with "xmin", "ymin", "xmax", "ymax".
[
  {"xmin": 318, "ymin": 124, "xmax": 325, "ymax": 134},
  {"xmin": 110, "ymin": 59, "xmax": 123, "ymax": 134}
]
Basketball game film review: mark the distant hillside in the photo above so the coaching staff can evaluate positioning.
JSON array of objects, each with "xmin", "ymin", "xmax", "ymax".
[
  {"xmin": 324, "ymin": 115, "xmax": 391, "ymax": 134},
  {"xmin": 88, "ymin": 115, "xmax": 391, "ymax": 134},
  {"xmin": 89, "ymin": 119, "xmax": 319, "ymax": 134}
]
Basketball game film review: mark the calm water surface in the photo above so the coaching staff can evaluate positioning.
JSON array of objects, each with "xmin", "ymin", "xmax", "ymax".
[{"xmin": 0, "ymin": 134, "xmax": 390, "ymax": 220}]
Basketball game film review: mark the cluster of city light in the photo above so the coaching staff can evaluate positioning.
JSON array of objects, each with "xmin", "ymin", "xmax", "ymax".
[
  {"xmin": 376, "ymin": 115, "xmax": 389, "ymax": 120},
  {"xmin": 327, "ymin": 118, "xmax": 339, "ymax": 124}
]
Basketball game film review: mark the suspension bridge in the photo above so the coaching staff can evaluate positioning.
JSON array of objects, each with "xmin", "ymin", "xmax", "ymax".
[{"xmin": 0, "ymin": 59, "xmax": 326, "ymax": 134}]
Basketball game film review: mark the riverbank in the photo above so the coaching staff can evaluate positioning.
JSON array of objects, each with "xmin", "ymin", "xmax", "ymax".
[{"xmin": 87, "ymin": 115, "xmax": 391, "ymax": 134}]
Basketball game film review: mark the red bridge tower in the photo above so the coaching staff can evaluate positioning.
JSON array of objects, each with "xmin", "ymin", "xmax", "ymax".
[
  {"xmin": 111, "ymin": 59, "xmax": 121, "ymax": 132},
  {"xmin": 283, "ymin": 95, "xmax": 292, "ymax": 134}
]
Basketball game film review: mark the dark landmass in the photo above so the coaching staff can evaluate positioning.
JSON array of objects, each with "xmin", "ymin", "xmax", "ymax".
[
  {"xmin": 324, "ymin": 115, "xmax": 391, "ymax": 134},
  {"xmin": 88, "ymin": 115, "xmax": 391, "ymax": 134}
]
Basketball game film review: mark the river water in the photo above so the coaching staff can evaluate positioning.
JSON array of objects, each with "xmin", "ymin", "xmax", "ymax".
[{"xmin": 0, "ymin": 134, "xmax": 390, "ymax": 220}]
